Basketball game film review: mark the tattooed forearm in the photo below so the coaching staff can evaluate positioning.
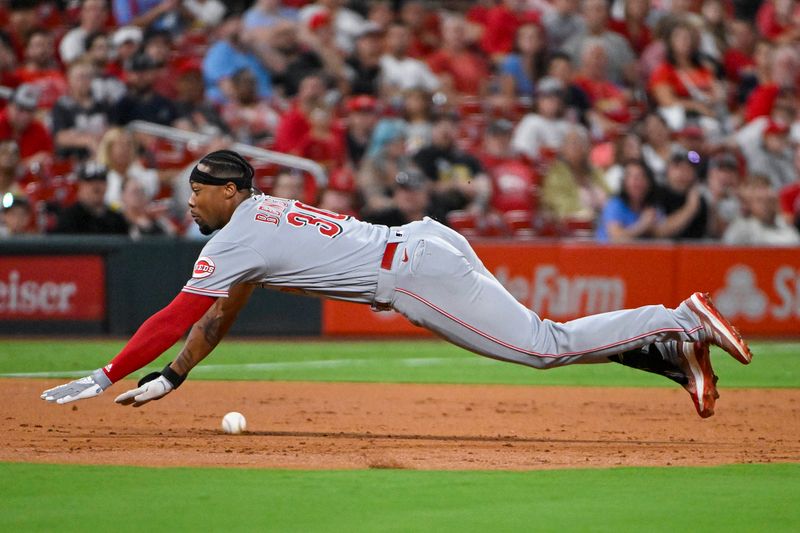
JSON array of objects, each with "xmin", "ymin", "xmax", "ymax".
[
  {"xmin": 201, "ymin": 314, "xmax": 224, "ymax": 347},
  {"xmin": 172, "ymin": 347, "xmax": 197, "ymax": 376}
]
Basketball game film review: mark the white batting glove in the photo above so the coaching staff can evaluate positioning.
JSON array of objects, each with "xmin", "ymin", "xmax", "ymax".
[
  {"xmin": 41, "ymin": 369, "xmax": 112, "ymax": 404},
  {"xmin": 114, "ymin": 375, "xmax": 173, "ymax": 407},
  {"xmin": 114, "ymin": 364, "xmax": 186, "ymax": 408}
]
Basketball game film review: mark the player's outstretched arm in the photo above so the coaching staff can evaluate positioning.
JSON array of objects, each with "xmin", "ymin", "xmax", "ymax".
[
  {"xmin": 114, "ymin": 284, "xmax": 255, "ymax": 408},
  {"xmin": 41, "ymin": 292, "xmax": 216, "ymax": 405}
]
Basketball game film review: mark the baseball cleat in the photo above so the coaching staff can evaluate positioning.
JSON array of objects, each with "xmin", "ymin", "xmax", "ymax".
[
  {"xmin": 685, "ymin": 292, "xmax": 752, "ymax": 365},
  {"xmin": 675, "ymin": 341, "xmax": 719, "ymax": 418}
]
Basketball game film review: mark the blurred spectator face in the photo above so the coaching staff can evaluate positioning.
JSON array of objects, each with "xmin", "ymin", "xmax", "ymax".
[
  {"xmin": 81, "ymin": 0, "xmax": 108, "ymax": 31},
  {"xmin": 625, "ymin": 0, "xmax": 648, "ymax": 21},
  {"xmin": 707, "ymin": 164, "xmax": 738, "ymax": 197},
  {"xmin": 431, "ymin": 117, "xmax": 457, "ymax": 148},
  {"xmin": 297, "ymin": 75, "xmax": 325, "ymax": 105},
  {"xmin": 644, "ymin": 114, "xmax": 670, "ymax": 146},
  {"xmin": 272, "ymin": 171, "xmax": 305, "ymax": 200},
  {"xmin": 0, "ymin": 141, "xmax": 20, "ymax": 172},
  {"xmin": 8, "ymin": 103, "xmax": 35, "ymax": 131},
  {"xmin": 78, "ymin": 178, "xmax": 108, "ymax": 211},
  {"xmin": 368, "ymin": 1, "xmax": 393, "ymax": 27},
  {"xmin": 395, "ymin": 180, "xmax": 428, "ymax": 217},
  {"xmin": 349, "ymin": 108, "xmax": 377, "ymax": 135},
  {"xmin": 582, "ymin": 0, "xmax": 610, "ymax": 33},
  {"xmin": 116, "ymin": 38, "xmax": 140, "ymax": 64},
  {"xmin": 232, "ymin": 69, "xmax": 258, "ymax": 105},
  {"xmin": 618, "ymin": 134, "xmax": 642, "ymax": 162},
  {"xmin": 9, "ymin": 7, "xmax": 37, "ymax": 36},
  {"xmin": 127, "ymin": 66, "xmax": 157, "ymax": 92},
  {"xmin": 441, "ymin": 16, "xmax": 467, "ymax": 50},
  {"xmin": 669, "ymin": 25, "xmax": 697, "ymax": 61},
  {"xmin": 109, "ymin": 131, "xmax": 137, "ymax": 170},
  {"xmin": 386, "ymin": 136, "xmax": 406, "ymax": 158},
  {"xmin": 553, "ymin": 0, "xmax": 579, "ymax": 15},
  {"xmin": 547, "ymin": 56, "xmax": 573, "ymax": 85},
  {"xmin": 218, "ymin": 15, "xmax": 243, "ymax": 45},
  {"xmin": 772, "ymin": 46, "xmax": 800, "ymax": 88},
  {"xmin": 516, "ymin": 23, "xmax": 544, "ymax": 55},
  {"xmin": 728, "ymin": 20, "xmax": 755, "ymax": 53},
  {"xmin": 176, "ymin": 69, "xmax": 204, "ymax": 102},
  {"xmin": 670, "ymin": 0, "xmax": 694, "ymax": 14},
  {"xmin": 270, "ymin": 22, "xmax": 298, "ymax": 52},
  {"xmin": 701, "ymin": 0, "xmax": 724, "ymax": 25},
  {"xmin": 753, "ymin": 40, "xmax": 773, "ymax": 71},
  {"xmin": 537, "ymin": 93, "xmax": 562, "ymax": 118},
  {"xmin": 87, "ymin": 34, "xmax": 111, "ymax": 66},
  {"xmin": 25, "ymin": 31, "xmax": 54, "ymax": 67},
  {"xmin": 3, "ymin": 202, "xmax": 33, "ymax": 235},
  {"xmin": 561, "ymin": 128, "xmax": 589, "ymax": 168},
  {"xmin": 747, "ymin": 181, "xmax": 778, "ymax": 225},
  {"xmin": 666, "ymin": 158, "xmax": 696, "ymax": 193},
  {"xmin": 355, "ymin": 31, "xmax": 382, "ymax": 60},
  {"xmin": 581, "ymin": 42, "xmax": 608, "ymax": 79},
  {"xmin": 483, "ymin": 128, "xmax": 513, "ymax": 157},
  {"xmin": 403, "ymin": 89, "xmax": 430, "ymax": 119},
  {"xmin": 764, "ymin": 130, "xmax": 789, "ymax": 153},
  {"xmin": 400, "ymin": 1, "xmax": 424, "ymax": 29},
  {"xmin": 68, "ymin": 63, "xmax": 93, "ymax": 98},
  {"xmin": 385, "ymin": 25, "xmax": 411, "ymax": 57},
  {"xmin": 121, "ymin": 179, "xmax": 148, "ymax": 211},
  {"xmin": 144, "ymin": 33, "xmax": 171, "ymax": 65},
  {"xmin": 309, "ymin": 106, "xmax": 333, "ymax": 132},
  {"xmin": 622, "ymin": 162, "xmax": 651, "ymax": 205}
]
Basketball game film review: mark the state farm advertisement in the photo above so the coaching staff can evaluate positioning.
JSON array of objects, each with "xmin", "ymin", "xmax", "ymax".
[
  {"xmin": 0, "ymin": 256, "xmax": 105, "ymax": 320},
  {"xmin": 323, "ymin": 243, "xmax": 800, "ymax": 337}
]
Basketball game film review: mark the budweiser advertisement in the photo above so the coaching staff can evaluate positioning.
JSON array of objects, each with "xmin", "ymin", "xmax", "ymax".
[
  {"xmin": 322, "ymin": 243, "xmax": 800, "ymax": 337},
  {"xmin": 0, "ymin": 256, "xmax": 105, "ymax": 320}
]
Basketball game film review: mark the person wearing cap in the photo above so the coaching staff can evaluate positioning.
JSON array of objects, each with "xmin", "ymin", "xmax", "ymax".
[
  {"xmin": 298, "ymin": 0, "xmax": 366, "ymax": 56},
  {"xmin": 740, "ymin": 120, "xmax": 798, "ymax": 190},
  {"xmin": 344, "ymin": 95, "xmax": 378, "ymax": 167},
  {"xmin": 652, "ymin": 149, "xmax": 709, "ymax": 240},
  {"xmin": 723, "ymin": 175, "xmax": 800, "ymax": 246},
  {"xmin": 51, "ymin": 162, "xmax": 129, "ymax": 235},
  {"xmin": 13, "ymin": 28, "xmax": 67, "ymax": 109},
  {"xmin": 702, "ymin": 153, "xmax": 743, "ymax": 239},
  {"xmin": 51, "ymin": 61, "xmax": 109, "ymax": 160},
  {"xmin": 0, "ymin": 83, "xmax": 53, "ymax": 166},
  {"xmin": 109, "ymin": 51, "xmax": 178, "ymax": 126},
  {"xmin": 109, "ymin": 25, "xmax": 143, "ymax": 79},
  {"xmin": 344, "ymin": 22, "xmax": 383, "ymax": 96},
  {"xmin": 358, "ymin": 118, "xmax": 412, "ymax": 216},
  {"xmin": 173, "ymin": 59, "xmax": 229, "ymax": 137},
  {"xmin": 0, "ymin": 193, "xmax": 35, "ymax": 237},
  {"xmin": 58, "ymin": 0, "xmax": 109, "ymax": 65},
  {"xmin": 510, "ymin": 76, "xmax": 571, "ymax": 161},
  {"xmin": 362, "ymin": 167, "xmax": 433, "ymax": 227},
  {"xmin": 287, "ymin": 9, "xmax": 346, "ymax": 96},
  {"xmin": 202, "ymin": 12, "xmax": 273, "ymax": 104},
  {"xmin": 413, "ymin": 111, "xmax": 491, "ymax": 220}
]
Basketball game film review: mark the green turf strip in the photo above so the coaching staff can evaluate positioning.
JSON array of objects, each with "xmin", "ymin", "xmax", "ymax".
[
  {"xmin": 0, "ymin": 340, "xmax": 798, "ymax": 388},
  {"xmin": 0, "ymin": 462, "xmax": 797, "ymax": 532}
]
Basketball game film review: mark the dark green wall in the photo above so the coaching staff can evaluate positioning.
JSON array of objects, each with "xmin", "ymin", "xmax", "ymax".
[{"xmin": 0, "ymin": 236, "xmax": 321, "ymax": 336}]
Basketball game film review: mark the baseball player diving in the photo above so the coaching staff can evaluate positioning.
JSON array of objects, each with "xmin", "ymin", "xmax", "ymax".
[{"xmin": 42, "ymin": 150, "xmax": 753, "ymax": 418}]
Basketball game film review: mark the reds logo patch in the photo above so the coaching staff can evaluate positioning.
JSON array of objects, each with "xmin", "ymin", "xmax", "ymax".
[{"xmin": 192, "ymin": 257, "xmax": 216, "ymax": 279}]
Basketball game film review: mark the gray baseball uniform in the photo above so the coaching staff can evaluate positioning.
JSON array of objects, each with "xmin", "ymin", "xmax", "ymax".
[{"xmin": 184, "ymin": 194, "xmax": 706, "ymax": 369}]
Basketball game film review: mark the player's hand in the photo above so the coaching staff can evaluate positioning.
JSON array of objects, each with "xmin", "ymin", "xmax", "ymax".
[
  {"xmin": 114, "ymin": 375, "xmax": 173, "ymax": 408},
  {"xmin": 41, "ymin": 369, "xmax": 112, "ymax": 404}
]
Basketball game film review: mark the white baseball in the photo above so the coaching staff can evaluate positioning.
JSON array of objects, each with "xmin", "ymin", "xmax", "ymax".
[{"xmin": 221, "ymin": 411, "xmax": 247, "ymax": 434}]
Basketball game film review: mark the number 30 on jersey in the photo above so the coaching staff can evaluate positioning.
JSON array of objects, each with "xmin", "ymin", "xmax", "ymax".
[{"xmin": 286, "ymin": 201, "xmax": 349, "ymax": 238}]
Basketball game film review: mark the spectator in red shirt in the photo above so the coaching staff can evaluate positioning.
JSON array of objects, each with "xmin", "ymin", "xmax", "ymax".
[
  {"xmin": 755, "ymin": 0, "xmax": 800, "ymax": 43},
  {"xmin": 273, "ymin": 72, "xmax": 326, "ymax": 153},
  {"xmin": 479, "ymin": 0, "xmax": 541, "ymax": 61},
  {"xmin": 4, "ymin": 1, "xmax": 39, "ymax": 61},
  {"xmin": 13, "ymin": 28, "xmax": 67, "ymax": 110},
  {"xmin": 0, "ymin": 83, "xmax": 53, "ymax": 166},
  {"xmin": 399, "ymin": 0, "xmax": 440, "ymax": 59},
  {"xmin": 743, "ymin": 45, "xmax": 799, "ymax": 123},
  {"xmin": 574, "ymin": 42, "xmax": 632, "ymax": 138},
  {"xmin": 293, "ymin": 103, "xmax": 345, "ymax": 174},
  {"xmin": 427, "ymin": 14, "xmax": 490, "ymax": 99},
  {"xmin": 478, "ymin": 118, "xmax": 539, "ymax": 215},
  {"xmin": 221, "ymin": 68, "xmax": 281, "ymax": 146},
  {"xmin": 723, "ymin": 19, "xmax": 757, "ymax": 85},
  {"xmin": 649, "ymin": 20, "xmax": 725, "ymax": 130},
  {"xmin": 608, "ymin": 0, "xmax": 652, "ymax": 54},
  {"xmin": 0, "ymin": 31, "xmax": 21, "ymax": 97}
]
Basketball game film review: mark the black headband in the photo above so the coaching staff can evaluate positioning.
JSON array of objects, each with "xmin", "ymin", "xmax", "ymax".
[{"xmin": 189, "ymin": 150, "xmax": 255, "ymax": 190}]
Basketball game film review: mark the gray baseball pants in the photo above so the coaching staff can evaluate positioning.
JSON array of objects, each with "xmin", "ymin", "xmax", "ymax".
[{"xmin": 374, "ymin": 218, "xmax": 704, "ymax": 369}]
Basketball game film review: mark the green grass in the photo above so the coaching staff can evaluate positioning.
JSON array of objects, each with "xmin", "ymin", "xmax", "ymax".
[
  {"xmin": 1, "ymin": 462, "xmax": 797, "ymax": 532},
  {"xmin": 0, "ymin": 339, "xmax": 798, "ymax": 388}
]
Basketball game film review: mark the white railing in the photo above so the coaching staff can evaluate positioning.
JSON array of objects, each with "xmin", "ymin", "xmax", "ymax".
[{"xmin": 127, "ymin": 120, "xmax": 328, "ymax": 187}]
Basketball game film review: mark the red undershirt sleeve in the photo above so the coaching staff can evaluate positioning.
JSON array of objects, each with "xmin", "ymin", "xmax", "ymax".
[{"xmin": 102, "ymin": 292, "xmax": 216, "ymax": 383}]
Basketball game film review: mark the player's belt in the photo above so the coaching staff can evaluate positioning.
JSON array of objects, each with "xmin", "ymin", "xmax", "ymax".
[{"xmin": 380, "ymin": 227, "xmax": 406, "ymax": 270}]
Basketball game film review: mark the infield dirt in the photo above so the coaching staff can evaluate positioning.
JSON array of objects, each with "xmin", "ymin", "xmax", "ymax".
[{"xmin": 3, "ymin": 379, "xmax": 799, "ymax": 470}]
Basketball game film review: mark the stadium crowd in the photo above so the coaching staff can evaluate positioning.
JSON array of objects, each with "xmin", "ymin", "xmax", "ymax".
[{"xmin": 0, "ymin": 0, "xmax": 799, "ymax": 245}]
